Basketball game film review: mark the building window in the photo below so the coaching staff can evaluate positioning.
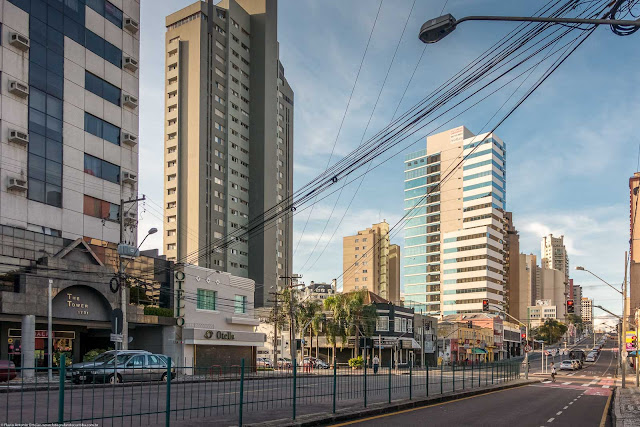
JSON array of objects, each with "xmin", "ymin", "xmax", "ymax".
[
  {"xmin": 83, "ymin": 195, "xmax": 119, "ymax": 221},
  {"xmin": 85, "ymin": 29, "xmax": 122, "ymax": 67},
  {"xmin": 85, "ymin": 112, "xmax": 120, "ymax": 145},
  {"xmin": 235, "ymin": 295, "xmax": 247, "ymax": 314},
  {"xmin": 84, "ymin": 154, "xmax": 120, "ymax": 184},
  {"xmin": 394, "ymin": 318, "xmax": 402, "ymax": 333},
  {"xmin": 197, "ymin": 289, "xmax": 217, "ymax": 311},
  {"xmin": 376, "ymin": 316, "xmax": 389, "ymax": 332},
  {"xmin": 408, "ymin": 319, "xmax": 413, "ymax": 333},
  {"xmin": 85, "ymin": 71, "xmax": 120, "ymax": 105},
  {"xmin": 167, "ymin": 243, "xmax": 176, "ymax": 251},
  {"xmin": 86, "ymin": 0, "xmax": 123, "ymax": 28}
]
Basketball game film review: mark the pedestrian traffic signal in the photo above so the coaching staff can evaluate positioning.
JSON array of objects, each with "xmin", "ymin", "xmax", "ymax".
[
  {"xmin": 482, "ymin": 299, "xmax": 489, "ymax": 312},
  {"xmin": 567, "ymin": 299, "xmax": 575, "ymax": 313},
  {"xmin": 521, "ymin": 332, "xmax": 526, "ymax": 342}
]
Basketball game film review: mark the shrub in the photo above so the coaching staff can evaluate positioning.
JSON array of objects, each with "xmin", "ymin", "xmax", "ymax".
[
  {"xmin": 348, "ymin": 356, "xmax": 364, "ymax": 369},
  {"xmin": 83, "ymin": 348, "xmax": 108, "ymax": 362},
  {"xmin": 144, "ymin": 306, "xmax": 174, "ymax": 317}
]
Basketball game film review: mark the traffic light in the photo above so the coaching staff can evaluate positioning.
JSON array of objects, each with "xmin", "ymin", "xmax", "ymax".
[
  {"xmin": 482, "ymin": 299, "xmax": 489, "ymax": 312},
  {"xmin": 632, "ymin": 335, "xmax": 638, "ymax": 349},
  {"xmin": 521, "ymin": 332, "xmax": 526, "ymax": 342},
  {"xmin": 567, "ymin": 299, "xmax": 575, "ymax": 313}
]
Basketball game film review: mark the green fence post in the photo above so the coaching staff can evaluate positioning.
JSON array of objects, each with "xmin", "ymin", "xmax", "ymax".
[
  {"xmin": 440, "ymin": 361, "xmax": 443, "ymax": 395},
  {"xmin": 388, "ymin": 360, "xmax": 392, "ymax": 404},
  {"xmin": 452, "ymin": 362, "xmax": 455, "ymax": 392},
  {"xmin": 462, "ymin": 362, "xmax": 465, "ymax": 390},
  {"xmin": 491, "ymin": 362, "xmax": 494, "ymax": 384},
  {"xmin": 471, "ymin": 361, "xmax": 474, "ymax": 388},
  {"xmin": 165, "ymin": 357, "xmax": 171, "ymax": 427},
  {"xmin": 293, "ymin": 359, "xmax": 297, "ymax": 420},
  {"xmin": 239, "ymin": 359, "xmax": 245, "ymax": 427},
  {"xmin": 364, "ymin": 356, "xmax": 367, "ymax": 408},
  {"xmin": 409, "ymin": 360, "xmax": 412, "ymax": 400},
  {"xmin": 478, "ymin": 361, "xmax": 481, "ymax": 387},
  {"xmin": 426, "ymin": 363, "xmax": 429, "ymax": 397},
  {"xmin": 332, "ymin": 362, "xmax": 337, "ymax": 414},
  {"xmin": 58, "ymin": 354, "xmax": 66, "ymax": 424}
]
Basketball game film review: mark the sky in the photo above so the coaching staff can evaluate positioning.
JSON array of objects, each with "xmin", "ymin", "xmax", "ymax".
[{"xmin": 136, "ymin": 0, "xmax": 640, "ymax": 326}]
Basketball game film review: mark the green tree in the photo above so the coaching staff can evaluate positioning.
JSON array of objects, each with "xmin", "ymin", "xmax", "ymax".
[
  {"xmin": 296, "ymin": 300, "xmax": 323, "ymax": 357},
  {"xmin": 567, "ymin": 314, "xmax": 584, "ymax": 335},
  {"xmin": 533, "ymin": 319, "xmax": 568, "ymax": 344},
  {"xmin": 344, "ymin": 291, "xmax": 377, "ymax": 358},
  {"xmin": 324, "ymin": 294, "xmax": 347, "ymax": 366}
]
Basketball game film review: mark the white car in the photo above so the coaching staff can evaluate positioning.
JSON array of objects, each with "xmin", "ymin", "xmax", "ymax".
[
  {"xmin": 560, "ymin": 360, "xmax": 575, "ymax": 370},
  {"xmin": 585, "ymin": 353, "xmax": 596, "ymax": 362}
]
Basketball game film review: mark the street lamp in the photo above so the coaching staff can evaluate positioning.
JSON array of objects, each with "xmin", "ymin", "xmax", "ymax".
[
  {"xmin": 138, "ymin": 227, "xmax": 158, "ymax": 248},
  {"xmin": 419, "ymin": 14, "xmax": 640, "ymax": 44},
  {"xmin": 575, "ymin": 264, "xmax": 628, "ymax": 388}
]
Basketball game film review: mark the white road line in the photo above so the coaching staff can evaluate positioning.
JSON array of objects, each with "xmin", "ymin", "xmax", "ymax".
[
  {"xmin": 581, "ymin": 375, "xmax": 586, "ymax": 377},
  {"xmin": 556, "ymin": 411, "xmax": 563, "ymax": 416},
  {"xmin": 569, "ymin": 402, "xmax": 574, "ymax": 405},
  {"xmin": 548, "ymin": 418, "xmax": 555, "ymax": 423},
  {"xmin": 602, "ymin": 385, "xmax": 609, "ymax": 389},
  {"xmin": 562, "ymin": 382, "xmax": 571, "ymax": 385},
  {"xmin": 563, "ymin": 406, "xmax": 568, "ymax": 410}
]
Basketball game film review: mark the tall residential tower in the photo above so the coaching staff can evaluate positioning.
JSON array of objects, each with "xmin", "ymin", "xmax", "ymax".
[
  {"xmin": 541, "ymin": 234, "xmax": 569, "ymax": 283},
  {"xmin": 343, "ymin": 221, "xmax": 400, "ymax": 303},
  {"xmin": 163, "ymin": 0, "xmax": 293, "ymax": 306},
  {"xmin": 403, "ymin": 126, "xmax": 507, "ymax": 316}
]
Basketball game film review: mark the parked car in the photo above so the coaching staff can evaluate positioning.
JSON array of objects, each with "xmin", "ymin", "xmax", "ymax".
[
  {"xmin": 256, "ymin": 357, "xmax": 273, "ymax": 368},
  {"xmin": 74, "ymin": 353, "xmax": 175, "ymax": 384},
  {"xmin": 560, "ymin": 360, "xmax": 575, "ymax": 370},
  {"xmin": 585, "ymin": 353, "xmax": 596, "ymax": 362},
  {"xmin": 314, "ymin": 359, "xmax": 330, "ymax": 369},
  {"xmin": 68, "ymin": 350, "xmax": 151, "ymax": 382},
  {"xmin": 0, "ymin": 361, "xmax": 17, "ymax": 382},
  {"xmin": 277, "ymin": 358, "xmax": 292, "ymax": 369}
]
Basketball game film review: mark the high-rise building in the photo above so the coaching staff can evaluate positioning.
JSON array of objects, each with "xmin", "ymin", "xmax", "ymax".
[
  {"xmin": 541, "ymin": 234, "xmax": 569, "ymax": 283},
  {"xmin": 342, "ymin": 221, "xmax": 400, "ymax": 302},
  {"xmin": 540, "ymin": 267, "xmax": 567, "ymax": 320},
  {"xmin": 403, "ymin": 126, "xmax": 506, "ymax": 316},
  {"xmin": 581, "ymin": 297, "xmax": 593, "ymax": 326},
  {"xmin": 572, "ymin": 283, "xmax": 582, "ymax": 305},
  {"xmin": 504, "ymin": 212, "xmax": 519, "ymax": 318},
  {"xmin": 1, "ymin": 0, "xmax": 140, "ymax": 246},
  {"xmin": 163, "ymin": 0, "xmax": 293, "ymax": 307},
  {"xmin": 515, "ymin": 254, "xmax": 539, "ymax": 321}
]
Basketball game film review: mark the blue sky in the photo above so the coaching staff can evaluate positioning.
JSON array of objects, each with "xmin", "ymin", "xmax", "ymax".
[{"xmin": 137, "ymin": 0, "xmax": 640, "ymax": 325}]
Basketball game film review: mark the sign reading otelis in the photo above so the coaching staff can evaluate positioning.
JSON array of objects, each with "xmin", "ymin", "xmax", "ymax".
[
  {"xmin": 204, "ymin": 330, "xmax": 235, "ymax": 340},
  {"xmin": 66, "ymin": 293, "xmax": 89, "ymax": 316}
]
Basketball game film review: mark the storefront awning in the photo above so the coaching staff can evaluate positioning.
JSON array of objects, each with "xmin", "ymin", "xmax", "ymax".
[{"xmin": 471, "ymin": 348, "xmax": 488, "ymax": 354}]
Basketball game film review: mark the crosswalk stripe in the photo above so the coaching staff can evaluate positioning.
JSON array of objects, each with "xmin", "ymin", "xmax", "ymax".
[{"xmin": 562, "ymin": 382, "xmax": 571, "ymax": 385}]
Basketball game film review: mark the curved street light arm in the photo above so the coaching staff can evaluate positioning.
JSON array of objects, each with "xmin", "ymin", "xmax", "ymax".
[{"xmin": 455, "ymin": 15, "xmax": 640, "ymax": 27}]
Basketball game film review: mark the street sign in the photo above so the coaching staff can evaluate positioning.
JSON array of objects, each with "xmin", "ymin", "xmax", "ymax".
[
  {"xmin": 110, "ymin": 333, "xmax": 123, "ymax": 343},
  {"xmin": 524, "ymin": 345, "xmax": 532, "ymax": 352}
]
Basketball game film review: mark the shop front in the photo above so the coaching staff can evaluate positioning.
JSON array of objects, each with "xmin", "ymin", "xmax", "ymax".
[{"xmin": 182, "ymin": 328, "xmax": 265, "ymax": 373}]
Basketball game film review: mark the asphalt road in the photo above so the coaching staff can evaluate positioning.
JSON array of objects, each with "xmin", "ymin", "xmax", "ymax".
[
  {"xmin": 0, "ymin": 360, "xmax": 520, "ymax": 426},
  {"xmin": 336, "ymin": 334, "xmax": 615, "ymax": 427}
]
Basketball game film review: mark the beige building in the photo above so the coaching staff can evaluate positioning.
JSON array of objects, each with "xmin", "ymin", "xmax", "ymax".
[
  {"xmin": 581, "ymin": 297, "xmax": 593, "ymax": 326},
  {"xmin": 515, "ymin": 254, "xmax": 540, "ymax": 322},
  {"xmin": 541, "ymin": 234, "xmax": 569, "ymax": 283},
  {"xmin": 342, "ymin": 221, "xmax": 400, "ymax": 303},
  {"xmin": 540, "ymin": 267, "xmax": 567, "ymax": 320},
  {"xmin": 163, "ymin": 0, "xmax": 294, "ymax": 306}
]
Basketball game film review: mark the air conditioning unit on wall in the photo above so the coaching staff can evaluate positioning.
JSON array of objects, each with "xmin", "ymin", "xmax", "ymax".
[{"xmin": 9, "ymin": 33, "xmax": 30, "ymax": 51}]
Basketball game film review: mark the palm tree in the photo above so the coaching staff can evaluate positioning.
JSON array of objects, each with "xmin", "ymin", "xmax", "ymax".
[
  {"xmin": 296, "ymin": 300, "xmax": 321, "ymax": 357},
  {"xmin": 344, "ymin": 291, "xmax": 378, "ymax": 358},
  {"xmin": 324, "ymin": 294, "xmax": 347, "ymax": 366}
]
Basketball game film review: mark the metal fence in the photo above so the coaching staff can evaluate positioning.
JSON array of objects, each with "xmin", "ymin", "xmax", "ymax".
[{"xmin": 0, "ymin": 355, "xmax": 522, "ymax": 426}]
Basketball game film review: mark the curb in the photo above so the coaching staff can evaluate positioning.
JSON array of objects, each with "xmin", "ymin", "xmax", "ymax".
[{"xmin": 243, "ymin": 379, "xmax": 538, "ymax": 427}]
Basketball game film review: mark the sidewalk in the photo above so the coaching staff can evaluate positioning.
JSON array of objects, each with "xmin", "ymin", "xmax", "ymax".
[{"xmin": 613, "ymin": 387, "xmax": 640, "ymax": 427}]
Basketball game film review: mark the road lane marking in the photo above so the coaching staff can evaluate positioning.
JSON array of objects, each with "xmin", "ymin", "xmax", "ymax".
[
  {"xmin": 569, "ymin": 401, "xmax": 574, "ymax": 405},
  {"xmin": 548, "ymin": 418, "xmax": 555, "ymax": 423},
  {"xmin": 556, "ymin": 411, "xmax": 562, "ymax": 415},
  {"xmin": 602, "ymin": 385, "xmax": 609, "ymax": 389},
  {"xmin": 563, "ymin": 406, "xmax": 568, "ymax": 409},
  {"xmin": 600, "ymin": 390, "xmax": 613, "ymax": 427},
  {"xmin": 562, "ymin": 382, "xmax": 571, "ymax": 385}
]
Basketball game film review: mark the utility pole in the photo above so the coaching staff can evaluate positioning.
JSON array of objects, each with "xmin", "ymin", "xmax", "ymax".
[
  {"xmin": 636, "ymin": 309, "xmax": 639, "ymax": 387},
  {"xmin": 623, "ymin": 251, "xmax": 629, "ymax": 389},
  {"xmin": 118, "ymin": 196, "xmax": 146, "ymax": 351},
  {"xmin": 47, "ymin": 278, "xmax": 53, "ymax": 381}
]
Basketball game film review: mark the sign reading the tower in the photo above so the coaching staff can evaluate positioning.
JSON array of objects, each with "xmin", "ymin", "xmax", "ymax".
[{"xmin": 449, "ymin": 126, "xmax": 464, "ymax": 144}]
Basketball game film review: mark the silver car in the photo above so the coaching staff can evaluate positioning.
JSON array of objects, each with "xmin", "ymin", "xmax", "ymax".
[
  {"xmin": 78, "ymin": 353, "xmax": 175, "ymax": 384},
  {"xmin": 69, "ymin": 350, "xmax": 150, "ymax": 382}
]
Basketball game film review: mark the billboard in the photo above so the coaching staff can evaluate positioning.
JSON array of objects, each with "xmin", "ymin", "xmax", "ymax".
[{"xmin": 626, "ymin": 331, "xmax": 637, "ymax": 351}]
